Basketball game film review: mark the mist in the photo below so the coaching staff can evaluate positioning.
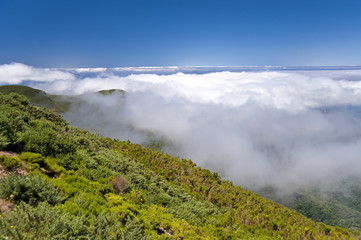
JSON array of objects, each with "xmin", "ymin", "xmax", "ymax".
[{"xmin": 2, "ymin": 63, "xmax": 361, "ymax": 194}]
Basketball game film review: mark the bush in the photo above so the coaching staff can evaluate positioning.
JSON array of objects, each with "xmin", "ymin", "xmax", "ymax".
[
  {"xmin": 0, "ymin": 202, "xmax": 131, "ymax": 239},
  {"xmin": 0, "ymin": 106, "xmax": 28, "ymax": 151},
  {"xmin": 0, "ymin": 202, "xmax": 87, "ymax": 239},
  {"xmin": 23, "ymin": 120, "xmax": 57, "ymax": 156},
  {"xmin": 110, "ymin": 175, "xmax": 129, "ymax": 194},
  {"xmin": 57, "ymin": 152, "xmax": 83, "ymax": 170},
  {"xmin": 0, "ymin": 173, "xmax": 62, "ymax": 206},
  {"xmin": 0, "ymin": 133, "xmax": 10, "ymax": 150},
  {"xmin": 19, "ymin": 152, "xmax": 46, "ymax": 166},
  {"xmin": 0, "ymin": 155, "xmax": 22, "ymax": 170}
]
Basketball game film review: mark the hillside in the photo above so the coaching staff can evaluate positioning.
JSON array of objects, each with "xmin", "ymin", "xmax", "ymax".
[
  {"xmin": 0, "ymin": 85, "xmax": 75, "ymax": 113},
  {"xmin": 1, "ymin": 93, "xmax": 361, "ymax": 238},
  {"xmin": 258, "ymin": 186, "xmax": 361, "ymax": 230},
  {"xmin": 2, "ymin": 85, "xmax": 361, "ymax": 232},
  {"xmin": 0, "ymin": 85, "xmax": 55, "ymax": 108},
  {"xmin": 0, "ymin": 85, "xmax": 125, "ymax": 114}
]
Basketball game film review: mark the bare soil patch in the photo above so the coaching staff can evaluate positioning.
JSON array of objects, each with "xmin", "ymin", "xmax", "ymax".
[
  {"xmin": 0, "ymin": 198, "xmax": 14, "ymax": 214},
  {"xmin": 0, "ymin": 151, "xmax": 19, "ymax": 158}
]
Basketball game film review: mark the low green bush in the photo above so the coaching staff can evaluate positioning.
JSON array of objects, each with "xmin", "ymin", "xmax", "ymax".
[
  {"xmin": 22, "ymin": 120, "xmax": 57, "ymax": 156},
  {"xmin": 0, "ymin": 173, "xmax": 62, "ymax": 206},
  {"xmin": 0, "ymin": 202, "xmax": 148, "ymax": 240},
  {"xmin": 19, "ymin": 152, "xmax": 46, "ymax": 166},
  {"xmin": 57, "ymin": 152, "xmax": 83, "ymax": 170},
  {"xmin": 0, "ymin": 133, "xmax": 10, "ymax": 149},
  {"xmin": 0, "ymin": 155, "xmax": 22, "ymax": 170}
]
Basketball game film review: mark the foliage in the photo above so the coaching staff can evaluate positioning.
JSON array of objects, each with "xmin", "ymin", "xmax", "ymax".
[
  {"xmin": 289, "ymin": 190, "xmax": 361, "ymax": 230},
  {"xmin": 0, "ymin": 155, "xmax": 22, "ymax": 170},
  {"xmin": 110, "ymin": 175, "xmax": 129, "ymax": 194},
  {"xmin": 0, "ymin": 173, "xmax": 62, "ymax": 206},
  {"xmin": 115, "ymin": 141, "xmax": 361, "ymax": 239},
  {"xmin": 0, "ymin": 85, "xmax": 76, "ymax": 113},
  {"xmin": 0, "ymin": 202, "xmax": 149, "ymax": 240}
]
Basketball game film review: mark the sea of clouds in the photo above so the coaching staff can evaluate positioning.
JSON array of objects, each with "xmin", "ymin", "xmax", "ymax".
[{"xmin": 2, "ymin": 62, "xmax": 361, "ymax": 193}]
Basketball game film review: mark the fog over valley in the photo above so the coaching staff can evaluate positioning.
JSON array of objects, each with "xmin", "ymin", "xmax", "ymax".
[{"xmin": 2, "ymin": 62, "xmax": 361, "ymax": 194}]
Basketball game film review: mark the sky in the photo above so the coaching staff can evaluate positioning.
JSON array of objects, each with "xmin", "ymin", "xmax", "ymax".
[
  {"xmin": 1, "ymin": 0, "xmax": 361, "ymax": 67},
  {"xmin": 2, "ymin": 0, "xmax": 361, "ymax": 196}
]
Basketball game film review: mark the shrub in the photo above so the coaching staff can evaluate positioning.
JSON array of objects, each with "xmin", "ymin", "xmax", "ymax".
[
  {"xmin": 120, "ymin": 216, "xmax": 151, "ymax": 240},
  {"xmin": 57, "ymin": 152, "xmax": 83, "ymax": 170},
  {"xmin": 79, "ymin": 165, "xmax": 114, "ymax": 181},
  {"xmin": 19, "ymin": 152, "xmax": 46, "ymax": 165},
  {"xmin": 2, "ymin": 93, "xmax": 29, "ymax": 107},
  {"xmin": 0, "ymin": 107, "xmax": 27, "ymax": 151},
  {"xmin": 0, "ymin": 155, "xmax": 22, "ymax": 170},
  {"xmin": 0, "ymin": 202, "xmax": 87, "ymax": 239},
  {"xmin": 0, "ymin": 202, "xmax": 130, "ymax": 239},
  {"xmin": 44, "ymin": 156, "xmax": 66, "ymax": 174},
  {"xmin": 0, "ymin": 133, "xmax": 9, "ymax": 150},
  {"xmin": 22, "ymin": 120, "xmax": 57, "ymax": 156},
  {"xmin": 0, "ymin": 173, "xmax": 62, "ymax": 206},
  {"xmin": 110, "ymin": 175, "xmax": 129, "ymax": 194},
  {"xmin": 128, "ymin": 173, "xmax": 148, "ymax": 190}
]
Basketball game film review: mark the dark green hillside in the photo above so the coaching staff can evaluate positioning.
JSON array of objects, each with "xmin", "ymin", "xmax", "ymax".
[
  {"xmin": 97, "ymin": 89, "xmax": 126, "ymax": 96},
  {"xmin": 258, "ymin": 185, "xmax": 361, "ymax": 230},
  {"xmin": 0, "ymin": 85, "xmax": 75, "ymax": 113},
  {"xmin": 1, "ymin": 92, "xmax": 360, "ymax": 239},
  {"xmin": 0, "ymin": 85, "xmax": 126, "ymax": 114},
  {"xmin": 0, "ymin": 85, "xmax": 55, "ymax": 108}
]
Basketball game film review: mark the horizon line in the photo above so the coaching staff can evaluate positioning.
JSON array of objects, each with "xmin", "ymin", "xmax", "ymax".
[{"xmin": 55, "ymin": 65, "xmax": 361, "ymax": 70}]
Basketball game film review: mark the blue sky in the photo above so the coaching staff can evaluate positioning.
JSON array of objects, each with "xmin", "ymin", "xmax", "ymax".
[{"xmin": 1, "ymin": 0, "xmax": 361, "ymax": 67}]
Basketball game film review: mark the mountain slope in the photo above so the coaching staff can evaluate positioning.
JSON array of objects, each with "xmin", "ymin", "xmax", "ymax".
[
  {"xmin": 4, "ymin": 85, "xmax": 361, "ymax": 232},
  {"xmin": 0, "ymin": 85, "xmax": 125, "ymax": 114},
  {"xmin": 0, "ymin": 85, "xmax": 54, "ymax": 107},
  {"xmin": 1, "ymin": 92, "xmax": 360, "ymax": 239},
  {"xmin": 257, "ymin": 185, "xmax": 361, "ymax": 230},
  {"xmin": 0, "ymin": 85, "xmax": 74, "ymax": 112}
]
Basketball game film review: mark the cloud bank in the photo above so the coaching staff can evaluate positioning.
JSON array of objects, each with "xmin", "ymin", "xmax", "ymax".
[
  {"xmin": 2, "ymin": 63, "xmax": 361, "ymax": 192},
  {"xmin": 0, "ymin": 62, "xmax": 75, "ymax": 85}
]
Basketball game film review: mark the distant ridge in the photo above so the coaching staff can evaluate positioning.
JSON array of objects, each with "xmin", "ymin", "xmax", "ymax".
[
  {"xmin": 0, "ymin": 85, "xmax": 54, "ymax": 108},
  {"xmin": 97, "ymin": 89, "xmax": 126, "ymax": 96},
  {"xmin": 0, "ymin": 85, "xmax": 126, "ymax": 113}
]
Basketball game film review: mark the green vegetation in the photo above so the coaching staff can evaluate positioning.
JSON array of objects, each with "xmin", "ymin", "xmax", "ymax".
[
  {"xmin": 0, "ymin": 85, "xmax": 53, "ymax": 108},
  {"xmin": 257, "ymin": 186, "xmax": 361, "ymax": 230},
  {"xmin": 0, "ymin": 85, "xmax": 80, "ymax": 113},
  {"xmin": 0, "ymin": 91, "xmax": 360, "ymax": 239},
  {"xmin": 97, "ymin": 89, "xmax": 126, "ymax": 96},
  {"xmin": 0, "ymin": 173, "xmax": 63, "ymax": 206},
  {"xmin": 0, "ymin": 85, "xmax": 126, "ymax": 115},
  {"xmin": 0, "ymin": 202, "xmax": 145, "ymax": 239},
  {"xmin": 0, "ymin": 155, "xmax": 21, "ymax": 170}
]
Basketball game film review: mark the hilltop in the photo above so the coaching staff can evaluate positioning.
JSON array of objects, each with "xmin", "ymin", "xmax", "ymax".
[{"xmin": 0, "ymin": 85, "xmax": 125, "ymax": 113}]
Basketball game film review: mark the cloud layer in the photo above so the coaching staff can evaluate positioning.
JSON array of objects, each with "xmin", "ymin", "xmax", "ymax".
[
  {"xmin": 2, "ymin": 63, "xmax": 361, "ymax": 192},
  {"xmin": 0, "ymin": 63, "xmax": 75, "ymax": 85},
  {"xmin": 35, "ymin": 68, "xmax": 361, "ymax": 113}
]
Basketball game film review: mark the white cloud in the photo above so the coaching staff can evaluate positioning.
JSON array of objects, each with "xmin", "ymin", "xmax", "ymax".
[
  {"xmin": 37, "ymin": 68, "xmax": 361, "ymax": 113},
  {"xmin": 0, "ymin": 62, "xmax": 75, "ymax": 85},
  {"xmin": 4, "ymin": 63, "xmax": 361, "ymax": 193},
  {"xmin": 71, "ymin": 68, "xmax": 107, "ymax": 73}
]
